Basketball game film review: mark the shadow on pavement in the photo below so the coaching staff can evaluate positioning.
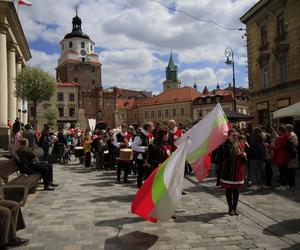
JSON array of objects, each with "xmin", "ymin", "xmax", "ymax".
[
  {"xmin": 90, "ymin": 194, "xmax": 135, "ymax": 203},
  {"xmin": 281, "ymin": 243, "xmax": 300, "ymax": 250},
  {"xmin": 81, "ymin": 181, "xmax": 115, "ymax": 187},
  {"xmin": 104, "ymin": 231, "xmax": 158, "ymax": 250},
  {"xmin": 175, "ymin": 212, "xmax": 227, "ymax": 223},
  {"xmin": 95, "ymin": 217, "xmax": 143, "ymax": 228},
  {"xmin": 263, "ymin": 219, "xmax": 300, "ymax": 237}
]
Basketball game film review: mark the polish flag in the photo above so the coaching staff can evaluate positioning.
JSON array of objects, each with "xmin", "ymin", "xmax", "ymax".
[{"xmin": 18, "ymin": 0, "xmax": 32, "ymax": 6}]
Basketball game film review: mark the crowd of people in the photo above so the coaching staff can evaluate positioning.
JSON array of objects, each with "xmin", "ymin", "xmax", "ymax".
[{"xmin": 1, "ymin": 117, "xmax": 299, "ymax": 247}]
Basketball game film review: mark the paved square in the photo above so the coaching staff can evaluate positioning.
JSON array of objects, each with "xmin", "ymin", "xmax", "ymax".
[{"xmin": 15, "ymin": 164, "xmax": 300, "ymax": 250}]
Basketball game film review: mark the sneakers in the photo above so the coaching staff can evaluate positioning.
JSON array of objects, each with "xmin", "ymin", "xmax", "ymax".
[
  {"xmin": 44, "ymin": 186, "xmax": 55, "ymax": 191},
  {"xmin": 248, "ymin": 185, "xmax": 258, "ymax": 191},
  {"xmin": 275, "ymin": 185, "xmax": 287, "ymax": 191},
  {"xmin": 228, "ymin": 210, "xmax": 234, "ymax": 216}
]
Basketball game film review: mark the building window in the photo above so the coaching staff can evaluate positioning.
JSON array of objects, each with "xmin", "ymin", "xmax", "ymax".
[
  {"xmin": 69, "ymin": 41, "xmax": 73, "ymax": 48},
  {"xmin": 74, "ymin": 78, "xmax": 78, "ymax": 83},
  {"xmin": 58, "ymin": 107, "xmax": 64, "ymax": 117},
  {"xmin": 58, "ymin": 123, "xmax": 64, "ymax": 130},
  {"xmin": 198, "ymin": 110, "xmax": 203, "ymax": 118},
  {"xmin": 261, "ymin": 62, "xmax": 270, "ymax": 89},
  {"xmin": 74, "ymin": 65, "xmax": 78, "ymax": 71},
  {"xmin": 150, "ymin": 111, "xmax": 155, "ymax": 118},
  {"xmin": 62, "ymin": 44, "xmax": 64, "ymax": 51},
  {"xmin": 69, "ymin": 107, "xmax": 75, "ymax": 117},
  {"xmin": 180, "ymin": 108, "xmax": 184, "ymax": 116},
  {"xmin": 198, "ymin": 99, "xmax": 203, "ymax": 105},
  {"xmin": 92, "ymin": 67, "xmax": 95, "ymax": 72},
  {"xmin": 69, "ymin": 93, "xmax": 75, "ymax": 102},
  {"xmin": 57, "ymin": 92, "xmax": 64, "ymax": 101},
  {"xmin": 145, "ymin": 111, "xmax": 148, "ymax": 119},
  {"xmin": 172, "ymin": 108, "xmax": 177, "ymax": 117},
  {"xmin": 277, "ymin": 53, "xmax": 288, "ymax": 83},
  {"xmin": 90, "ymin": 45, "xmax": 93, "ymax": 51},
  {"xmin": 260, "ymin": 25, "xmax": 267, "ymax": 48},
  {"xmin": 206, "ymin": 98, "xmax": 211, "ymax": 104},
  {"xmin": 81, "ymin": 42, "xmax": 85, "ymax": 48},
  {"xmin": 92, "ymin": 79, "xmax": 96, "ymax": 85},
  {"xmin": 165, "ymin": 109, "xmax": 169, "ymax": 117},
  {"xmin": 158, "ymin": 110, "xmax": 162, "ymax": 118},
  {"xmin": 30, "ymin": 107, "xmax": 35, "ymax": 117},
  {"xmin": 82, "ymin": 58, "xmax": 85, "ymax": 63},
  {"xmin": 215, "ymin": 96, "xmax": 221, "ymax": 103},
  {"xmin": 277, "ymin": 12, "xmax": 285, "ymax": 37}
]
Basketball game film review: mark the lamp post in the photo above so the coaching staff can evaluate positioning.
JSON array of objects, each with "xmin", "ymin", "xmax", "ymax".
[{"xmin": 225, "ymin": 47, "xmax": 236, "ymax": 112}]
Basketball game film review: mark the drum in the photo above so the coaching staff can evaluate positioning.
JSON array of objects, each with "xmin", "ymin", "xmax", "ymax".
[
  {"xmin": 74, "ymin": 146, "xmax": 84, "ymax": 158},
  {"xmin": 117, "ymin": 148, "xmax": 133, "ymax": 161}
]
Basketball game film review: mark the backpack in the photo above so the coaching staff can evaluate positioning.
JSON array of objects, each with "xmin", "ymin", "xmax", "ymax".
[{"xmin": 284, "ymin": 138, "xmax": 297, "ymax": 159}]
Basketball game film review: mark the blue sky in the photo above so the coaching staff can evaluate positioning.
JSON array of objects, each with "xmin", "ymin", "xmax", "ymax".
[{"xmin": 18, "ymin": 0, "xmax": 258, "ymax": 93}]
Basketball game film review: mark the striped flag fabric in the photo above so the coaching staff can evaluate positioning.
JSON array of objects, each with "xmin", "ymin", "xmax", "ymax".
[
  {"xmin": 131, "ymin": 139, "xmax": 188, "ymax": 223},
  {"xmin": 175, "ymin": 103, "xmax": 230, "ymax": 182},
  {"xmin": 18, "ymin": 0, "xmax": 32, "ymax": 6}
]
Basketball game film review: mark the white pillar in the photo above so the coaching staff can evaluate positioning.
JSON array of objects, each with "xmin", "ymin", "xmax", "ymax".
[
  {"xmin": 7, "ymin": 43, "xmax": 17, "ymax": 123},
  {"xmin": 16, "ymin": 60, "xmax": 23, "ymax": 122},
  {"xmin": 0, "ymin": 27, "xmax": 8, "ymax": 127}
]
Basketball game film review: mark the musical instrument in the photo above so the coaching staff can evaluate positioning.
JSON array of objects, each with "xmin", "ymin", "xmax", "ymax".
[
  {"xmin": 117, "ymin": 148, "xmax": 133, "ymax": 161},
  {"xmin": 74, "ymin": 146, "xmax": 84, "ymax": 158}
]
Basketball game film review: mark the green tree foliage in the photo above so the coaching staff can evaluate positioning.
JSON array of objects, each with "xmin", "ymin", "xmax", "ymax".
[
  {"xmin": 44, "ymin": 106, "xmax": 58, "ymax": 126},
  {"xmin": 15, "ymin": 67, "xmax": 55, "ymax": 126}
]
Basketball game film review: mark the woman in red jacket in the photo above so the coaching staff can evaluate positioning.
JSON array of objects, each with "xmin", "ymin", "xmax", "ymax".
[{"xmin": 268, "ymin": 126, "xmax": 290, "ymax": 190}]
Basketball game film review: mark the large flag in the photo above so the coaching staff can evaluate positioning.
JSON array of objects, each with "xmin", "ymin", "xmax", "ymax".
[
  {"xmin": 175, "ymin": 103, "xmax": 230, "ymax": 182},
  {"xmin": 131, "ymin": 139, "xmax": 188, "ymax": 223},
  {"xmin": 18, "ymin": 0, "xmax": 32, "ymax": 6}
]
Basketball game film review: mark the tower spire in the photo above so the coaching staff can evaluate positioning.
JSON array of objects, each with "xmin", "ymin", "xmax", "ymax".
[{"xmin": 75, "ymin": 4, "xmax": 78, "ymax": 16}]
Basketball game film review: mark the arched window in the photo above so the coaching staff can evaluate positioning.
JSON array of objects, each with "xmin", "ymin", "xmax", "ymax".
[
  {"xmin": 69, "ymin": 41, "xmax": 73, "ymax": 48},
  {"xmin": 81, "ymin": 42, "xmax": 85, "ymax": 48}
]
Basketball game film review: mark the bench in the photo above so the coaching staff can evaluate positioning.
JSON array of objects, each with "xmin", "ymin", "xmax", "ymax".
[{"xmin": 0, "ymin": 159, "xmax": 42, "ymax": 206}]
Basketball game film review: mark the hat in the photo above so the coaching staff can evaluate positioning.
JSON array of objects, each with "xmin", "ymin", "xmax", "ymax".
[{"xmin": 284, "ymin": 124, "xmax": 294, "ymax": 132}]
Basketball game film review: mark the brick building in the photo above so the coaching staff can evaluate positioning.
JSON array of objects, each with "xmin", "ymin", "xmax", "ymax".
[
  {"xmin": 56, "ymin": 12, "xmax": 102, "ymax": 128},
  {"xmin": 240, "ymin": 0, "xmax": 300, "ymax": 125}
]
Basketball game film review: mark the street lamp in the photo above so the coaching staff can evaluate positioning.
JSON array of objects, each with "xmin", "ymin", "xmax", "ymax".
[{"xmin": 225, "ymin": 47, "xmax": 236, "ymax": 112}]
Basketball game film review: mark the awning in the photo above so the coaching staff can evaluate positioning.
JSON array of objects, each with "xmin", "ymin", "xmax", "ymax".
[
  {"xmin": 273, "ymin": 102, "xmax": 300, "ymax": 119},
  {"xmin": 224, "ymin": 110, "xmax": 253, "ymax": 122}
]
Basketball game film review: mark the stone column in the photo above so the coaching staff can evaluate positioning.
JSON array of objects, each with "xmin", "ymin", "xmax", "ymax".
[
  {"xmin": 7, "ymin": 43, "xmax": 17, "ymax": 123},
  {"xmin": 0, "ymin": 24, "xmax": 9, "ymax": 149},
  {"xmin": 16, "ymin": 60, "xmax": 24, "ymax": 123}
]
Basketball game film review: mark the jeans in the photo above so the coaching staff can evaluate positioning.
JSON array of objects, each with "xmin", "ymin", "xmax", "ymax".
[
  {"xmin": 249, "ymin": 159, "xmax": 264, "ymax": 186},
  {"xmin": 278, "ymin": 165, "xmax": 288, "ymax": 186},
  {"xmin": 34, "ymin": 162, "xmax": 53, "ymax": 186}
]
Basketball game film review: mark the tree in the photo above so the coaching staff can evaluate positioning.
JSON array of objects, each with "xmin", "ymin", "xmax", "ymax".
[
  {"xmin": 44, "ymin": 106, "xmax": 58, "ymax": 126},
  {"xmin": 15, "ymin": 67, "xmax": 55, "ymax": 127}
]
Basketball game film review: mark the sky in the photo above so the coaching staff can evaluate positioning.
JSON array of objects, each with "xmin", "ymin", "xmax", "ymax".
[{"xmin": 18, "ymin": 0, "xmax": 259, "ymax": 94}]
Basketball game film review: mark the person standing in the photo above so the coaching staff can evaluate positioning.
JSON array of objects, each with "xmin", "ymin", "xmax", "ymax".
[
  {"xmin": 268, "ymin": 126, "xmax": 290, "ymax": 190},
  {"xmin": 220, "ymin": 128, "xmax": 246, "ymax": 216},
  {"xmin": 146, "ymin": 127, "xmax": 171, "ymax": 177},
  {"xmin": 23, "ymin": 124, "xmax": 39, "ymax": 151},
  {"xmin": 39, "ymin": 126, "xmax": 51, "ymax": 162},
  {"xmin": 248, "ymin": 127, "xmax": 266, "ymax": 190},
  {"xmin": 114, "ymin": 125, "xmax": 132, "ymax": 183},
  {"xmin": 285, "ymin": 124, "xmax": 298, "ymax": 188},
  {"xmin": 132, "ymin": 122, "xmax": 153, "ymax": 188},
  {"xmin": 91, "ymin": 131, "xmax": 107, "ymax": 170},
  {"xmin": 167, "ymin": 119, "xmax": 183, "ymax": 153},
  {"xmin": 83, "ymin": 135, "xmax": 92, "ymax": 167}
]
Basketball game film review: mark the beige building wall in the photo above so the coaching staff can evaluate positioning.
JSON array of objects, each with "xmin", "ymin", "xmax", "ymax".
[
  {"xmin": 137, "ymin": 102, "xmax": 192, "ymax": 126},
  {"xmin": 241, "ymin": 0, "xmax": 300, "ymax": 125},
  {"xmin": 34, "ymin": 85, "xmax": 79, "ymax": 131}
]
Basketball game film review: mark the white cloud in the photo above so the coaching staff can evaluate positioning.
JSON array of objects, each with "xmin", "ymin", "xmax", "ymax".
[
  {"xmin": 27, "ymin": 50, "xmax": 59, "ymax": 77},
  {"xmin": 18, "ymin": 0, "xmax": 260, "ymax": 90}
]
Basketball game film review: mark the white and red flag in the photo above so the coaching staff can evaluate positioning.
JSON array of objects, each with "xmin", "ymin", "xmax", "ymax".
[{"xmin": 18, "ymin": 0, "xmax": 32, "ymax": 6}]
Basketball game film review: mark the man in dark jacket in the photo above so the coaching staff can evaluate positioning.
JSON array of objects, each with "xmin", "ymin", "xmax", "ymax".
[{"xmin": 16, "ymin": 139, "xmax": 58, "ymax": 191}]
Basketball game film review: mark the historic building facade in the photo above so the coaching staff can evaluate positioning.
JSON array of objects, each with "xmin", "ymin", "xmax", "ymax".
[
  {"xmin": 0, "ymin": 0, "xmax": 31, "ymax": 149},
  {"xmin": 33, "ymin": 82, "xmax": 80, "ymax": 131},
  {"xmin": 56, "ymin": 12, "xmax": 102, "ymax": 128},
  {"xmin": 163, "ymin": 53, "xmax": 181, "ymax": 92},
  {"xmin": 241, "ymin": 0, "xmax": 300, "ymax": 125},
  {"xmin": 192, "ymin": 85, "xmax": 249, "ymax": 121}
]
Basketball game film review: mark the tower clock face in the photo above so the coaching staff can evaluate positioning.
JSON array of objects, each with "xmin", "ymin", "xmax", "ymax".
[{"xmin": 80, "ymin": 50, "xmax": 87, "ymax": 56}]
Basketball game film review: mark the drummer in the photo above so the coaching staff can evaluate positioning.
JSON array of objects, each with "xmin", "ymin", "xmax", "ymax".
[{"xmin": 114, "ymin": 124, "xmax": 132, "ymax": 184}]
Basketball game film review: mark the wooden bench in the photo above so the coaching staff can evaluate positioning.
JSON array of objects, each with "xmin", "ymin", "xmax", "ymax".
[{"xmin": 0, "ymin": 159, "xmax": 42, "ymax": 206}]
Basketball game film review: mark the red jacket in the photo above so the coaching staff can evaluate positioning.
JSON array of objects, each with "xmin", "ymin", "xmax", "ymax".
[{"xmin": 269, "ymin": 133, "xmax": 290, "ymax": 166}]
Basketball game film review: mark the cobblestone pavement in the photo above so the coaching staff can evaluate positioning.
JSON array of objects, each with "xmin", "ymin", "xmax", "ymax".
[{"xmin": 15, "ymin": 162, "xmax": 300, "ymax": 250}]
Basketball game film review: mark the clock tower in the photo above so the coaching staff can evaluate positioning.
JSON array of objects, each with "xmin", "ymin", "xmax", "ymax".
[{"xmin": 56, "ymin": 11, "xmax": 102, "ymax": 125}]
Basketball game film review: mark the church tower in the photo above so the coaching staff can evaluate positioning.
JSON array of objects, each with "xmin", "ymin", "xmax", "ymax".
[
  {"xmin": 56, "ymin": 10, "xmax": 102, "ymax": 122},
  {"xmin": 163, "ymin": 52, "xmax": 181, "ymax": 92}
]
